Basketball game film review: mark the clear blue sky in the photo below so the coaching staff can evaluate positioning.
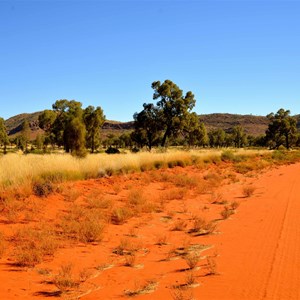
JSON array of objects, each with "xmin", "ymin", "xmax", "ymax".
[{"xmin": 1, "ymin": 0, "xmax": 299, "ymax": 121}]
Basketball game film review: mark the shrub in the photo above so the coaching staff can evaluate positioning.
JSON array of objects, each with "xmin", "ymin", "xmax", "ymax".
[
  {"xmin": 221, "ymin": 150, "xmax": 235, "ymax": 162},
  {"xmin": 190, "ymin": 217, "xmax": 217, "ymax": 235},
  {"xmin": 113, "ymin": 237, "xmax": 138, "ymax": 256},
  {"xmin": 124, "ymin": 253, "xmax": 136, "ymax": 267},
  {"xmin": 78, "ymin": 217, "xmax": 105, "ymax": 243},
  {"xmin": 171, "ymin": 219, "xmax": 187, "ymax": 231},
  {"xmin": 185, "ymin": 270, "xmax": 196, "ymax": 286},
  {"xmin": 13, "ymin": 227, "xmax": 58, "ymax": 267},
  {"xmin": 33, "ymin": 181, "xmax": 53, "ymax": 197},
  {"xmin": 124, "ymin": 280, "xmax": 157, "ymax": 297},
  {"xmin": 184, "ymin": 251, "xmax": 200, "ymax": 269},
  {"xmin": 131, "ymin": 147, "xmax": 140, "ymax": 153},
  {"xmin": 53, "ymin": 263, "xmax": 79, "ymax": 292},
  {"xmin": 14, "ymin": 242, "xmax": 42, "ymax": 267},
  {"xmin": 206, "ymin": 256, "xmax": 217, "ymax": 275},
  {"xmin": 230, "ymin": 201, "xmax": 240, "ymax": 210},
  {"xmin": 111, "ymin": 207, "xmax": 133, "ymax": 225},
  {"xmin": 220, "ymin": 206, "xmax": 234, "ymax": 219},
  {"xmin": 105, "ymin": 146, "xmax": 120, "ymax": 154},
  {"xmin": 170, "ymin": 286, "xmax": 194, "ymax": 300},
  {"xmin": 242, "ymin": 185, "xmax": 255, "ymax": 197}
]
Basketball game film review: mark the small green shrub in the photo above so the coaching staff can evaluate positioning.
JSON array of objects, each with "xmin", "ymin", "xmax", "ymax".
[{"xmin": 105, "ymin": 146, "xmax": 120, "ymax": 154}]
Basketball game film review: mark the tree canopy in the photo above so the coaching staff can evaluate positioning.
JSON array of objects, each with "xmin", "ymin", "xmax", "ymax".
[
  {"xmin": 133, "ymin": 79, "xmax": 197, "ymax": 149},
  {"xmin": 266, "ymin": 108, "xmax": 297, "ymax": 149}
]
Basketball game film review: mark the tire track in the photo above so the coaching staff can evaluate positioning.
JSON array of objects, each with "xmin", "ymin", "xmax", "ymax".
[
  {"xmin": 199, "ymin": 163, "xmax": 300, "ymax": 300},
  {"xmin": 262, "ymin": 178, "xmax": 296, "ymax": 299}
]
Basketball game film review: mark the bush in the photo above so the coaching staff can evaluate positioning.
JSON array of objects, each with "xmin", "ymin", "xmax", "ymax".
[
  {"xmin": 131, "ymin": 147, "xmax": 140, "ymax": 153},
  {"xmin": 33, "ymin": 181, "xmax": 53, "ymax": 197},
  {"xmin": 184, "ymin": 251, "xmax": 200, "ymax": 269},
  {"xmin": 111, "ymin": 207, "xmax": 133, "ymax": 225},
  {"xmin": 54, "ymin": 263, "xmax": 79, "ymax": 292},
  {"xmin": 79, "ymin": 217, "xmax": 104, "ymax": 243},
  {"xmin": 220, "ymin": 206, "xmax": 234, "ymax": 219},
  {"xmin": 105, "ymin": 146, "xmax": 120, "ymax": 154},
  {"xmin": 221, "ymin": 150, "xmax": 235, "ymax": 162},
  {"xmin": 242, "ymin": 185, "xmax": 255, "ymax": 197}
]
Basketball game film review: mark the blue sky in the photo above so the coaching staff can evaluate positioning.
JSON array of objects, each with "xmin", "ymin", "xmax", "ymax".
[{"xmin": 1, "ymin": 0, "xmax": 299, "ymax": 121}]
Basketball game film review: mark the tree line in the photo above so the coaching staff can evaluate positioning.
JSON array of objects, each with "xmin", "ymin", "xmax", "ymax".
[{"xmin": 0, "ymin": 79, "xmax": 300, "ymax": 155}]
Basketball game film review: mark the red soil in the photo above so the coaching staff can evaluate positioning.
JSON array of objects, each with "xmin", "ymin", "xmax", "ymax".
[{"xmin": 0, "ymin": 162, "xmax": 299, "ymax": 299}]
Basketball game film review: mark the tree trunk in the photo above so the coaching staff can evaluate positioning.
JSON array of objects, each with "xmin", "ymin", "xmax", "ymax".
[{"xmin": 161, "ymin": 127, "xmax": 170, "ymax": 147}]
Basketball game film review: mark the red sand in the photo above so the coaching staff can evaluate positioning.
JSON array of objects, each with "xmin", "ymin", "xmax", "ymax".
[{"xmin": 0, "ymin": 162, "xmax": 299, "ymax": 299}]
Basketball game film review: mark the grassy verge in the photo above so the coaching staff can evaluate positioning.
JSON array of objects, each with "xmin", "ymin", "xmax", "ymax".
[{"xmin": 1, "ymin": 149, "xmax": 300, "ymax": 193}]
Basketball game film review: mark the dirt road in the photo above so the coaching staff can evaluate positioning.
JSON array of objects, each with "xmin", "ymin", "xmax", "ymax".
[{"xmin": 201, "ymin": 163, "xmax": 300, "ymax": 300}]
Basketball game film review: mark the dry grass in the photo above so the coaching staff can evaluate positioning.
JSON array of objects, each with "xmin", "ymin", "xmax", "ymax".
[
  {"xmin": 206, "ymin": 256, "xmax": 218, "ymax": 275},
  {"xmin": 171, "ymin": 219, "xmax": 187, "ymax": 231},
  {"xmin": 1, "ymin": 149, "xmax": 298, "ymax": 193},
  {"xmin": 220, "ymin": 206, "xmax": 235, "ymax": 219},
  {"xmin": 155, "ymin": 234, "xmax": 168, "ymax": 246},
  {"xmin": 1, "ymin": 149, "xmax": 269, "ymax": 191},
  {"xmin": 124, "ymin": 279, "xmax": 158, "ymax": 297},
  {"xmin": 185, "ymin": 270, "xmax": 197, "ymax": 286},
  {"xmin": 111, "ymin": 207, "xmax": 133, "ymax": 225},
  {"xmin": 113, "ymin": 237, "xmax": 139, "ymax": 256},
  {"xmin": 124, "ymin": 253, "xmax": 137, "ymax": 267},
  {"xmin": 242, "ymin": 185, "xmax": 256, "ymax": 197},
  {"xmin": 190, "ymin": 217, "xmax": 217, "ymax": 235},
  {"xmin": 60, "ymin": 207, "xmax": 105, "ymax": 243},
  {"xmin": 184, "ymin": 251, "xmax": 200, "ymax": 269},
  {"xmin": 12, "ymin": 226, "xmax": 58, "ymax": 267},
  {"xmin": 170, "ymin": 286, "xmax": 194, "ymax": 300},
  {"xmin": 53, "ymin": 263, "xmax": 79, "ymax": 293}
]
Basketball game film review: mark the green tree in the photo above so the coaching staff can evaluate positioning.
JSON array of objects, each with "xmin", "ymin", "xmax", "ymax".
[
  {"xmin": 65, "ymin": 117, "xmax": 87, "ymax": 157},
  {"xmin": 34, "ymin": 134, "xmax": 45, "ymax": 150},
  {"xmin": 133, "ymin": 80, "xmax": 196, "ymax": 148},
  {"xmin": 152, "ymin": 80, "xmax": 196, "ymax": 146},
  {"xmin": 266, "ymin": 108, "xmax": 297, "ymax": 149},
  {"xmin": 133, "ymin": 103, "xmax": 162, "ymax": 150},
  {"xmin": 209, "ymin": 129, "xmax": 225, "ymax": 148},
  {"xmin": 231, "ymin": 125, "xmax": 247, "ymax": 148},
  {"xmin": 83, "ymin": 106, "xmax": 105, "ymax": 153},
  {"xmin": 184, "ymin": 113, "xmax": 208, "ymax": 147},
  {"xmin": 21, "ymin": 120, "xmax": 31, "ymax": 152},
  {"xmin": 0, "ymin": 117, "xmax": 9, "ymax": 154},
  {"xmin": 52, "ymin": 100, "xmax": 87, "ymax": 155},
  {"xmin": 38, "ymin": 109, "xmax": 57, "ymax": 147}
]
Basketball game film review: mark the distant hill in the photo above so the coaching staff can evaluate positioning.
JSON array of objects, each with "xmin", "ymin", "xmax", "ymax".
[
  {"xmin": 4, "ymin": 111, "xmax": 300, "ymax": 140},
  {"xmin": 199, "ymin": 113, "xmax": 269, "ymax": 136}
]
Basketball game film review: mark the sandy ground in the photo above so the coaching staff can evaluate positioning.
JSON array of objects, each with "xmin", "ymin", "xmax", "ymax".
[{"xmin": 0, "ymin": 162, "xmax": 299, "ymax": 299}]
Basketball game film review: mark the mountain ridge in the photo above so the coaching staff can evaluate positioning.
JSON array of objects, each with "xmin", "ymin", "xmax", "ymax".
[{"xmin": 4, "ymin": 111, "xmax": 300, "ymax": 139}]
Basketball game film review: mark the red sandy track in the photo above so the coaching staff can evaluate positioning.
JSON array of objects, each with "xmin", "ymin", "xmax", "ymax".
[
  {"xmin": 201, "ymin": 163, "xmax": 300, "ymax": 300},
  {"xmin": 0, "ymin": 162, "xmax": 300, "ymax": 299}
]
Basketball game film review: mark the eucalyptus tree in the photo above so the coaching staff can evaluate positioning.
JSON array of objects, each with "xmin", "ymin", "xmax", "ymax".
[
  {"xmin": 266, "ymin": 108, "xmax": 297, "ymax": 149},
  {"xmin": 133, "ymin": 79, "xmax": 197, "ymax": 148},
  {"xmin": 0, "ymin": 117, "xmax": 9, "ymax": 154},
  {"xmin": 83, "ymin": 106, "xmax": 106, "ymax": 153}
]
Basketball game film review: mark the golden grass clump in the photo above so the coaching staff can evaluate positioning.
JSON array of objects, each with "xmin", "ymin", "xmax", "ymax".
[
  {"xmin": 242, "ymin": 185, "xmax": 256, "ymax": 197},
  {"xmin": 60, "ymin": 208, "xmax": 105, "ymax": 243},
  {"xmin": 53, "ymin": 263, "xmax": 79, "ymax": 293},
  {"xmin": 13, "ymin": 226, "xmax": 58, "ymax": 267},
  {"xmin": 190, "ymin": 217, "xmax": 217, "ymax": 235}
]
